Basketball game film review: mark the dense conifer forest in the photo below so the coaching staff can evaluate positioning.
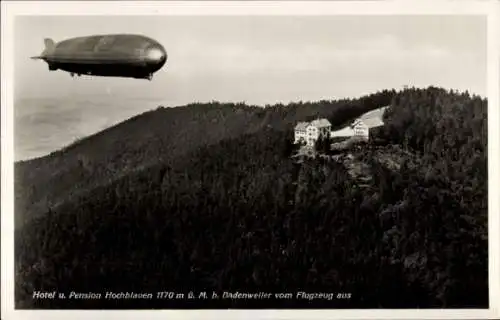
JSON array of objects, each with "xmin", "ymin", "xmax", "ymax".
[{"xmin": 14, "ymin": 86, "xmax": 488, "ymax": 309}]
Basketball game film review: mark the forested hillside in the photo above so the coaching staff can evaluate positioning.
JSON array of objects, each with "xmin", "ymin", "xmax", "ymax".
[
  {"xmin": 14, "ymin": 90, "xmax": 394, "ymax": 228},
  {"xmin": 14, "ymin": 87, "xmax": 487, "ymax": 309}
]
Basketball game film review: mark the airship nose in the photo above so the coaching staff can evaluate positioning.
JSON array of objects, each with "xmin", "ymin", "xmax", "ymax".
[{"xmin": 144, "ymin": 45, "xmax": 167, "ymax": 69}]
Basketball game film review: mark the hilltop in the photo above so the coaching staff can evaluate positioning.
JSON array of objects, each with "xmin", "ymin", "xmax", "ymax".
[{"xmin": 14, "ymin": 87, "xmax": 487, "ymax": 309}]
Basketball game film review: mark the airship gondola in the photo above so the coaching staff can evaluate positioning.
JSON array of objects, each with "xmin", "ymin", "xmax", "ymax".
[{"xmin": 31, "ymin": 34, "xmax": 167, "ymax": 80}]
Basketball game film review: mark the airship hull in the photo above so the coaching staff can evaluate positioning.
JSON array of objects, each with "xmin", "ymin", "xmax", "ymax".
[
  {"xmin": 33, "ymin": 34, "xmax": 167, "ymax": 80},
  {"xmin": 52, "ymin": 62, "xmax": 154, "ymax": 79}
]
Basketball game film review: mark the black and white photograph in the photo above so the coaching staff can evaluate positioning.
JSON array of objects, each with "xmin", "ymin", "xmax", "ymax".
[{"xmin": 1, "ymin": 1, "xmax": 499, "ymax": 319}]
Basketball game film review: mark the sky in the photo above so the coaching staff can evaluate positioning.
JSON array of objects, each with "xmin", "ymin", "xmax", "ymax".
[{"xmin": 14, "ymin": 15, "xmax": 486, "ymax": 160}]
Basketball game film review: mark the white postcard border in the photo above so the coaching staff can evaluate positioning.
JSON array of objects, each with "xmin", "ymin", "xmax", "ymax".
[{"xmin": 2, "ymin": 1, "xmax": 498, "ymax": 319}]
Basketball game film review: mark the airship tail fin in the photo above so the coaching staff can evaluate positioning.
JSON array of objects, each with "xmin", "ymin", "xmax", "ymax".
[
  {"xmin": 44, "ymin": 38, "xmax": 56, "ymax": 51},
  {"xmin": 32, "ymin": 38, "xmax": 56, "ymax": 60},
  {"xmin": 41, "ymin": 38, "xmax": 56, "ymax": 56}
]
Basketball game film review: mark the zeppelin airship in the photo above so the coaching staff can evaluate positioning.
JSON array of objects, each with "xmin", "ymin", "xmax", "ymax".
[{"xmin": 31, "ymin": 34, "xmax": 167, "ymax": 80}]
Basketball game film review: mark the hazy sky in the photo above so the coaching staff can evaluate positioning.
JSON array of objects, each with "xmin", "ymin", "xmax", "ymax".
[
  {"xmin": 15, "ymin": 15, "xmax": 486, "ymax": 105},
  {"xmin": 13, "ymin": 15, "xmax": 486, "ymax": 161}
]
